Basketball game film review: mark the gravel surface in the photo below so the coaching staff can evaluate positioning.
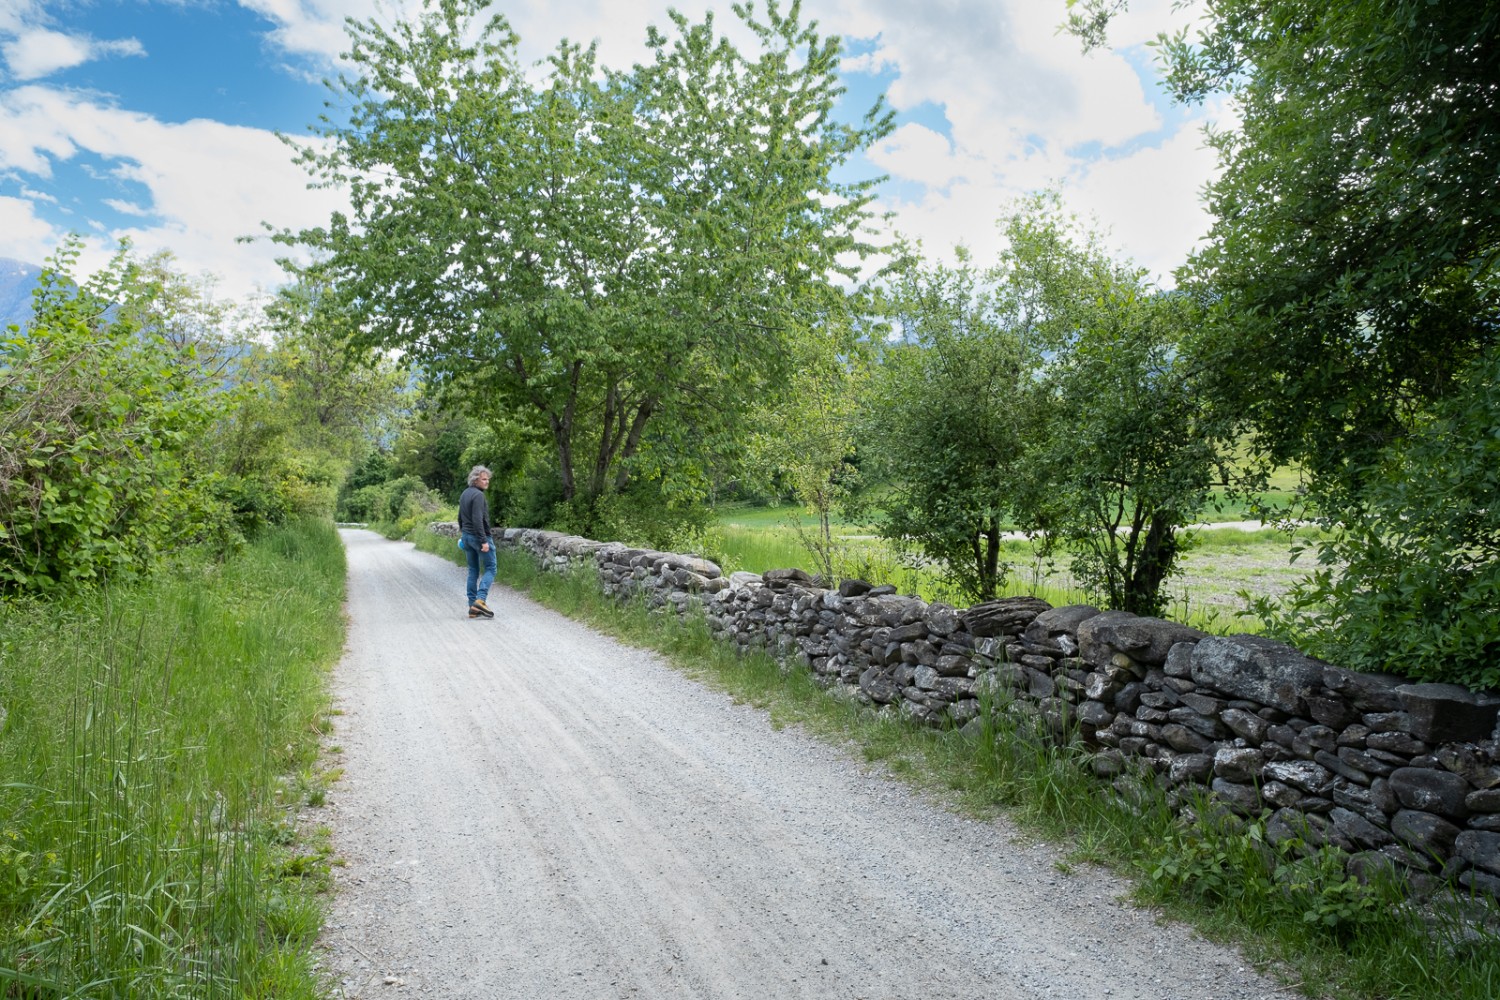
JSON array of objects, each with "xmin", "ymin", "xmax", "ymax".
[{"xmin": 321, "ymin": 529, "xmax": 1284, "ymax": 999}]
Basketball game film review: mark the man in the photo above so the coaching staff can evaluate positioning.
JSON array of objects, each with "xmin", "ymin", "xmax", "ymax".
[{"xmin": 458, "ymin": 465, "xmax": 496, "ymax": 619}]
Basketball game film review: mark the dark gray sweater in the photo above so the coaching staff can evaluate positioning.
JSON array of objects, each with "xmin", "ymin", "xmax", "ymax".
[{"xmin": 458, "ymin": 485, "xmax": 492, "ymax": 541}]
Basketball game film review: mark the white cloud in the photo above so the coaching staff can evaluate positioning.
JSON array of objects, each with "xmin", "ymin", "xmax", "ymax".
[
  {"xmin": 2, "ymin": 27, "xmax": 145, "ymax": 80},
  {"xmin": 0, "ymin": 0, "xmax": 1228, "ymax": 299},
  {"xmin": 0, "ymin": 85, "xmax": 348, "ymax": 298},
  {"xmin": 103, "ymin": 197, "xmax": 150, "ymax": 216},
  {"xmin": 0, "ymin": 193, "xmax": 63, "ymax": 262}
]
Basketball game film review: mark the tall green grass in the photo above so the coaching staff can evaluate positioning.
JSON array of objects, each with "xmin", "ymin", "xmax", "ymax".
[
  {"xmin": 441, "ymin": 524, "xmax": 1499, "ymax": 1000},
  {"xmin": 0, "ymin": 519, "xmax": 345, "ymax": 998}
]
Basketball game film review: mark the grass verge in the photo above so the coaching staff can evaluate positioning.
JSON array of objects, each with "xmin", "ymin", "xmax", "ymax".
[
  {"xmin": 0, "ymin": 519, "xmax": 346, "ymax": 999},
  {"xmin": 411, "ymin": 524, "xmax": 1500, "ymax": 1000}
]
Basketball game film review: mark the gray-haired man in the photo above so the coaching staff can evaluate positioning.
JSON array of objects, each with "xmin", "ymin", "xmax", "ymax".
[{"xmin": 459, "ymin": 465, "xmax": 496, "ymax": 619}]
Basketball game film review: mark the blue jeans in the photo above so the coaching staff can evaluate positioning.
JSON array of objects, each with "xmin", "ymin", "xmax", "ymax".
[{"xmin": 463, "ymin": 533, "xmax": 496, "ymax": 605}]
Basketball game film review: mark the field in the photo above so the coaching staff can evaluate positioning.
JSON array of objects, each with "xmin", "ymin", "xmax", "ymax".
[{"xmin": 710, "ymin": 504, "xmax": 1324, "ymax": 633}]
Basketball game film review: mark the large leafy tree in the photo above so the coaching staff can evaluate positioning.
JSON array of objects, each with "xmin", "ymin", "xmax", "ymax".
[
  {"xmin": 1157, "ymin": 0, "xmax": 1500, "ymax": 487},
  {"xmin": 1068, "ymin": 1, "xmax": 1500, "ymax": 680},
  {"xmin": 282, "ymin": 0, "xmax": 891, "ymax": 526}
]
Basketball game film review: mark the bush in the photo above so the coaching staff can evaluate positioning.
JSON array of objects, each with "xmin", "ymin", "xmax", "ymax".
[
  {"xmin": 1253, "ymin": 344, "xmax": 1500, "ymax": 690},
  {"xmin": 0, "ymin": 248, "xmax": 218, "ymax": 594}
]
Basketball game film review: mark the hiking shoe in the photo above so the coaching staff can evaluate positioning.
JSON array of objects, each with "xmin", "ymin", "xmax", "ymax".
[
  {"xmin": 470, "ymin": 600, "xmax": 494, "ymax": 619},
  {"xmin": 468, "ymin": 606, "xmax": 483, "ymax": 619}
]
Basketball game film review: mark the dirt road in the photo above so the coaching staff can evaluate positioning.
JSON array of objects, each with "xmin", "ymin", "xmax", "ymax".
[{"xmin": 321, "ymin": 529, "xmax": 1281, "ymax": 999}]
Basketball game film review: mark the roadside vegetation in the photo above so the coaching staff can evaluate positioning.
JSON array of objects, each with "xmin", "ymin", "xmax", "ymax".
[
  {"xmin": 410, "ymin": 528, "xmax": 1500, "ymax": 1000},
  {"xmin": 4, "ymin": 0, "xmax": 1494, "ymax": 995},
  {"xmin": 0, "ymin": 519, "xmax": 346, "ymax": 997}
]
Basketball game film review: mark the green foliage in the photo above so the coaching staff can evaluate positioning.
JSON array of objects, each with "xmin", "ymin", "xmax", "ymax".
[
  {"xmin": 1170, "ymin": 0, "xmax": 1500, "ymax": 488},
  {"xmin": 744, "ymin": 312, "xmax": 868, "ymax": 581},
  {"xmin": 1074, "ymin": 1, "xmax": 1500, "ymax": 683},
  {"xmin": 283, "ymin": 0, "xmax": 892, "ymax": 511},
  {"xmin": 859, "ymin": 245, "xmax": 1043, "ymax": 602},
  {"xmin": 1250, "ymin": 345, "xmax": 1500, "ymax": 689},
  {"xmin": 0, "ymin": 242, "xmax": 221, "ymax": 595},
  {"xmin": 862, "ymin": 198, "xmax": 1218, "ymax": 612},
  {"xmin": 1032, "ymin": 289, "xmax": 1217, "ymax": 617}
]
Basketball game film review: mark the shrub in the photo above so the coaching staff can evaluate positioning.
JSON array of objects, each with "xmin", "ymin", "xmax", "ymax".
[{"xmin": 0, "ymin": 246, "xmax": 219, "ymax": 594}]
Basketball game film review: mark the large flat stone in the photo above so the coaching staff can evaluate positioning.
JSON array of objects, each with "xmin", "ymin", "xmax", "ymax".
[
  {"xmin": 1396, "ymin": 683, "xmax": 1500, "ymax": 744},
  {"xmin": 1190, "ymin": 635, "xmax": 1327, "ymax": 715},
  {"xmin": 1078, "ymin": 612, "xmax": 1207, "ymax": 667}
]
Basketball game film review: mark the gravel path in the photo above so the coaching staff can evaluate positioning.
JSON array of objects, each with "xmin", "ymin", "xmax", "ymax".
[{"xmin": 321, "ymin": 529, "xmax": 1283, "ymax": 999}]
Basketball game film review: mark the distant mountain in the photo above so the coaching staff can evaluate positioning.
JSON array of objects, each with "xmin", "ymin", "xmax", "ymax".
[{"xmin": 0, "ymin": 258, "xmax": 43, "ymax": 329}]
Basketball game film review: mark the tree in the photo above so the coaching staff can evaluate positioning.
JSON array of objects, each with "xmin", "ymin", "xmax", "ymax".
[
  {"xmin": 859, "ymin": 246, "xmax": 1045, "ymax": 602},
  {"xmin": 1068, "ymin": 1, "xmax": 1500, "ymax": 680},
  {"xmin": 1031, "ymin": 288, "xmax": 1216, "ymax": 617},
  {"xmin": 281, "ymin": 0, "xmax": 891, "ymax": 533},
  {"xmin": 745, "ymin": 311, "xmax": 868, "ymax": 581}
]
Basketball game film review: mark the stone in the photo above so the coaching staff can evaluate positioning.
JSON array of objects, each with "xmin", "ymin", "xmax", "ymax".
[
  {"xmin": 949, "ymin": 700, "xmax": 981, "ymax": 725},
  {"xmin": 1363, "ymin": 711, "xmax": 1413, "ymax": 733},
  {"xmin": 1181, "ymin": 692, "xmax": 1227, "ymax": 717},
  {"xmin": 1267, "ymin": 808, "xmax": 1329, "ymax": 849},
  {"xmin": 1214, "ymin": 747, "xmax": 1265, "ymax": 783},
  {"xmin": 1220, "ymin": 708, "xmax": 1270, "ymax": 745},
  {"xmin": 1315, "ymin": 750, "xmax": 1372, "ymax": 786},
  {"xmin": 887, "ymin": 622, "xmax": 929, "ymax": 643},
  {"xmin": 1459, "ymin": 869, "xmax": 1500, "ymax": 899},
  {"xmin": 1092, "ymin": 749, "xmax": 1127, "ymax": 777},
  {"xmin": 1020, "ymin": 603, "xmax": 1099, "ymax": 643},
  {"xmin": 1163, "ymin": 640, "xmax": 1196, "ymax": 678},
  {"xmin": 913, "ymin": 665, "xmax": 941, "ymax": 691},
  {"xmin": 1167, "ymin": 707, "xmax": 1227, "ymax": 740},
  {"xmin": 1264, "ymin": 759, "xmax": 1333, "ymax": 796},
  {"xmin": 1162, "ymin": 723, "xmax": 1214, "ymax": 754},
  {"xmin": 935, "ymin": 654, "xmax": 971, "ymax": 678},
  {"xmin": 859, "ymin": 667, "xmax": 900, "ymax": 704},
  {"xmin": 1115, "ymin": 681, "xmax": 1145, "ymax": 715},
  {"xmin": 1331, "ymin": 778, "xmax": 1382, "ymax": 820},
  {"xmin": 838, "ymin": 578, "xmax": 873, "ymax": 597},
  {"xmin": 1391, "ymin": 809, "xmax": 1462, "ymax": 858},
  {"xmin": 1322, "ymin": 665, "xmax": 1406, "ymax": 712},
  {"xmin": 1078, "ymin": 612, "xmax": 1208, "ymax": 667},
  {"xmin": 1370, "ymin": 777, "xmax": 1399, "ymax": 814},
  {"xmin": 763, "ymin": 567, "xmax": 814, "ymax": 587},
  {"xmin": 1435, "ymin": 744, "xmax": 1500, "ymax": 790},
  {"xmin": 1078, "ymin": 700, "xmax": 1115, "ymax": 728},
  {"xmin": 963, "ymin": 597, "xmax": 1054, "ymax": 638},
  {"xmin": 1389, "ymin": 767, "xmax": 1472, "ymax": 819},
  {"xmin": 1396, "ymin": 683, "xmax": 1500, "ymax": 744},
  {"xmin": 1338, "ymin": 747, "xmax": 1397, "ymax": 778},
  {"xmin": 1169, "ymin": 753, "xmax": 1214, "ymax": 785},
  {"xmin": 1337, "ymin": 724, "xmax": 1371, "ymax": 748},
  {"xmin": 1366, "ymin": 731, "xmax": 1430, "ymax": 756},
  {"xmin": 926, "ymin": 602, "xmax": 962, "ymax": 637},
  {"xmin": 1262, "ymin": 780, "xmax": 1302, "ymax": 808},
  {"xmin": 1330, "ymin": 807, "xmax": 1395, "ymax": 849},
  {"xmin": 1455, "ymin": 830, "xmax": 1500, "ymax": 876},
  {"xmin": 1190, "ymin": 634, "xmax": 1327, "ymax": 715},
  {"xmin": 1304, "ymin": 694, "xmax": 1360, "ymax": 731},
  {"xmin": 1211, "ymin": 777, "xmax": 1262, "ymax": 815},
  {"xmin": 1468, "ymin": 788, "xmax": 1500, "ymax": 813},
  {"xmin": 1026, "ymin": 669, "xmax": 1056, "ymax": 700}
]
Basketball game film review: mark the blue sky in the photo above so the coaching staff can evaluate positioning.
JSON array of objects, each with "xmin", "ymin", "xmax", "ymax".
[{"xmin": 0, "ymin": 0, "xmax": 1224, "ymax": 301}]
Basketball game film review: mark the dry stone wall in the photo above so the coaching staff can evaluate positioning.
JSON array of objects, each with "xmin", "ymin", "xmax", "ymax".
[{"xmin": 435, "ymin": 522, "xmax": 1500, "ymax": 903}]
